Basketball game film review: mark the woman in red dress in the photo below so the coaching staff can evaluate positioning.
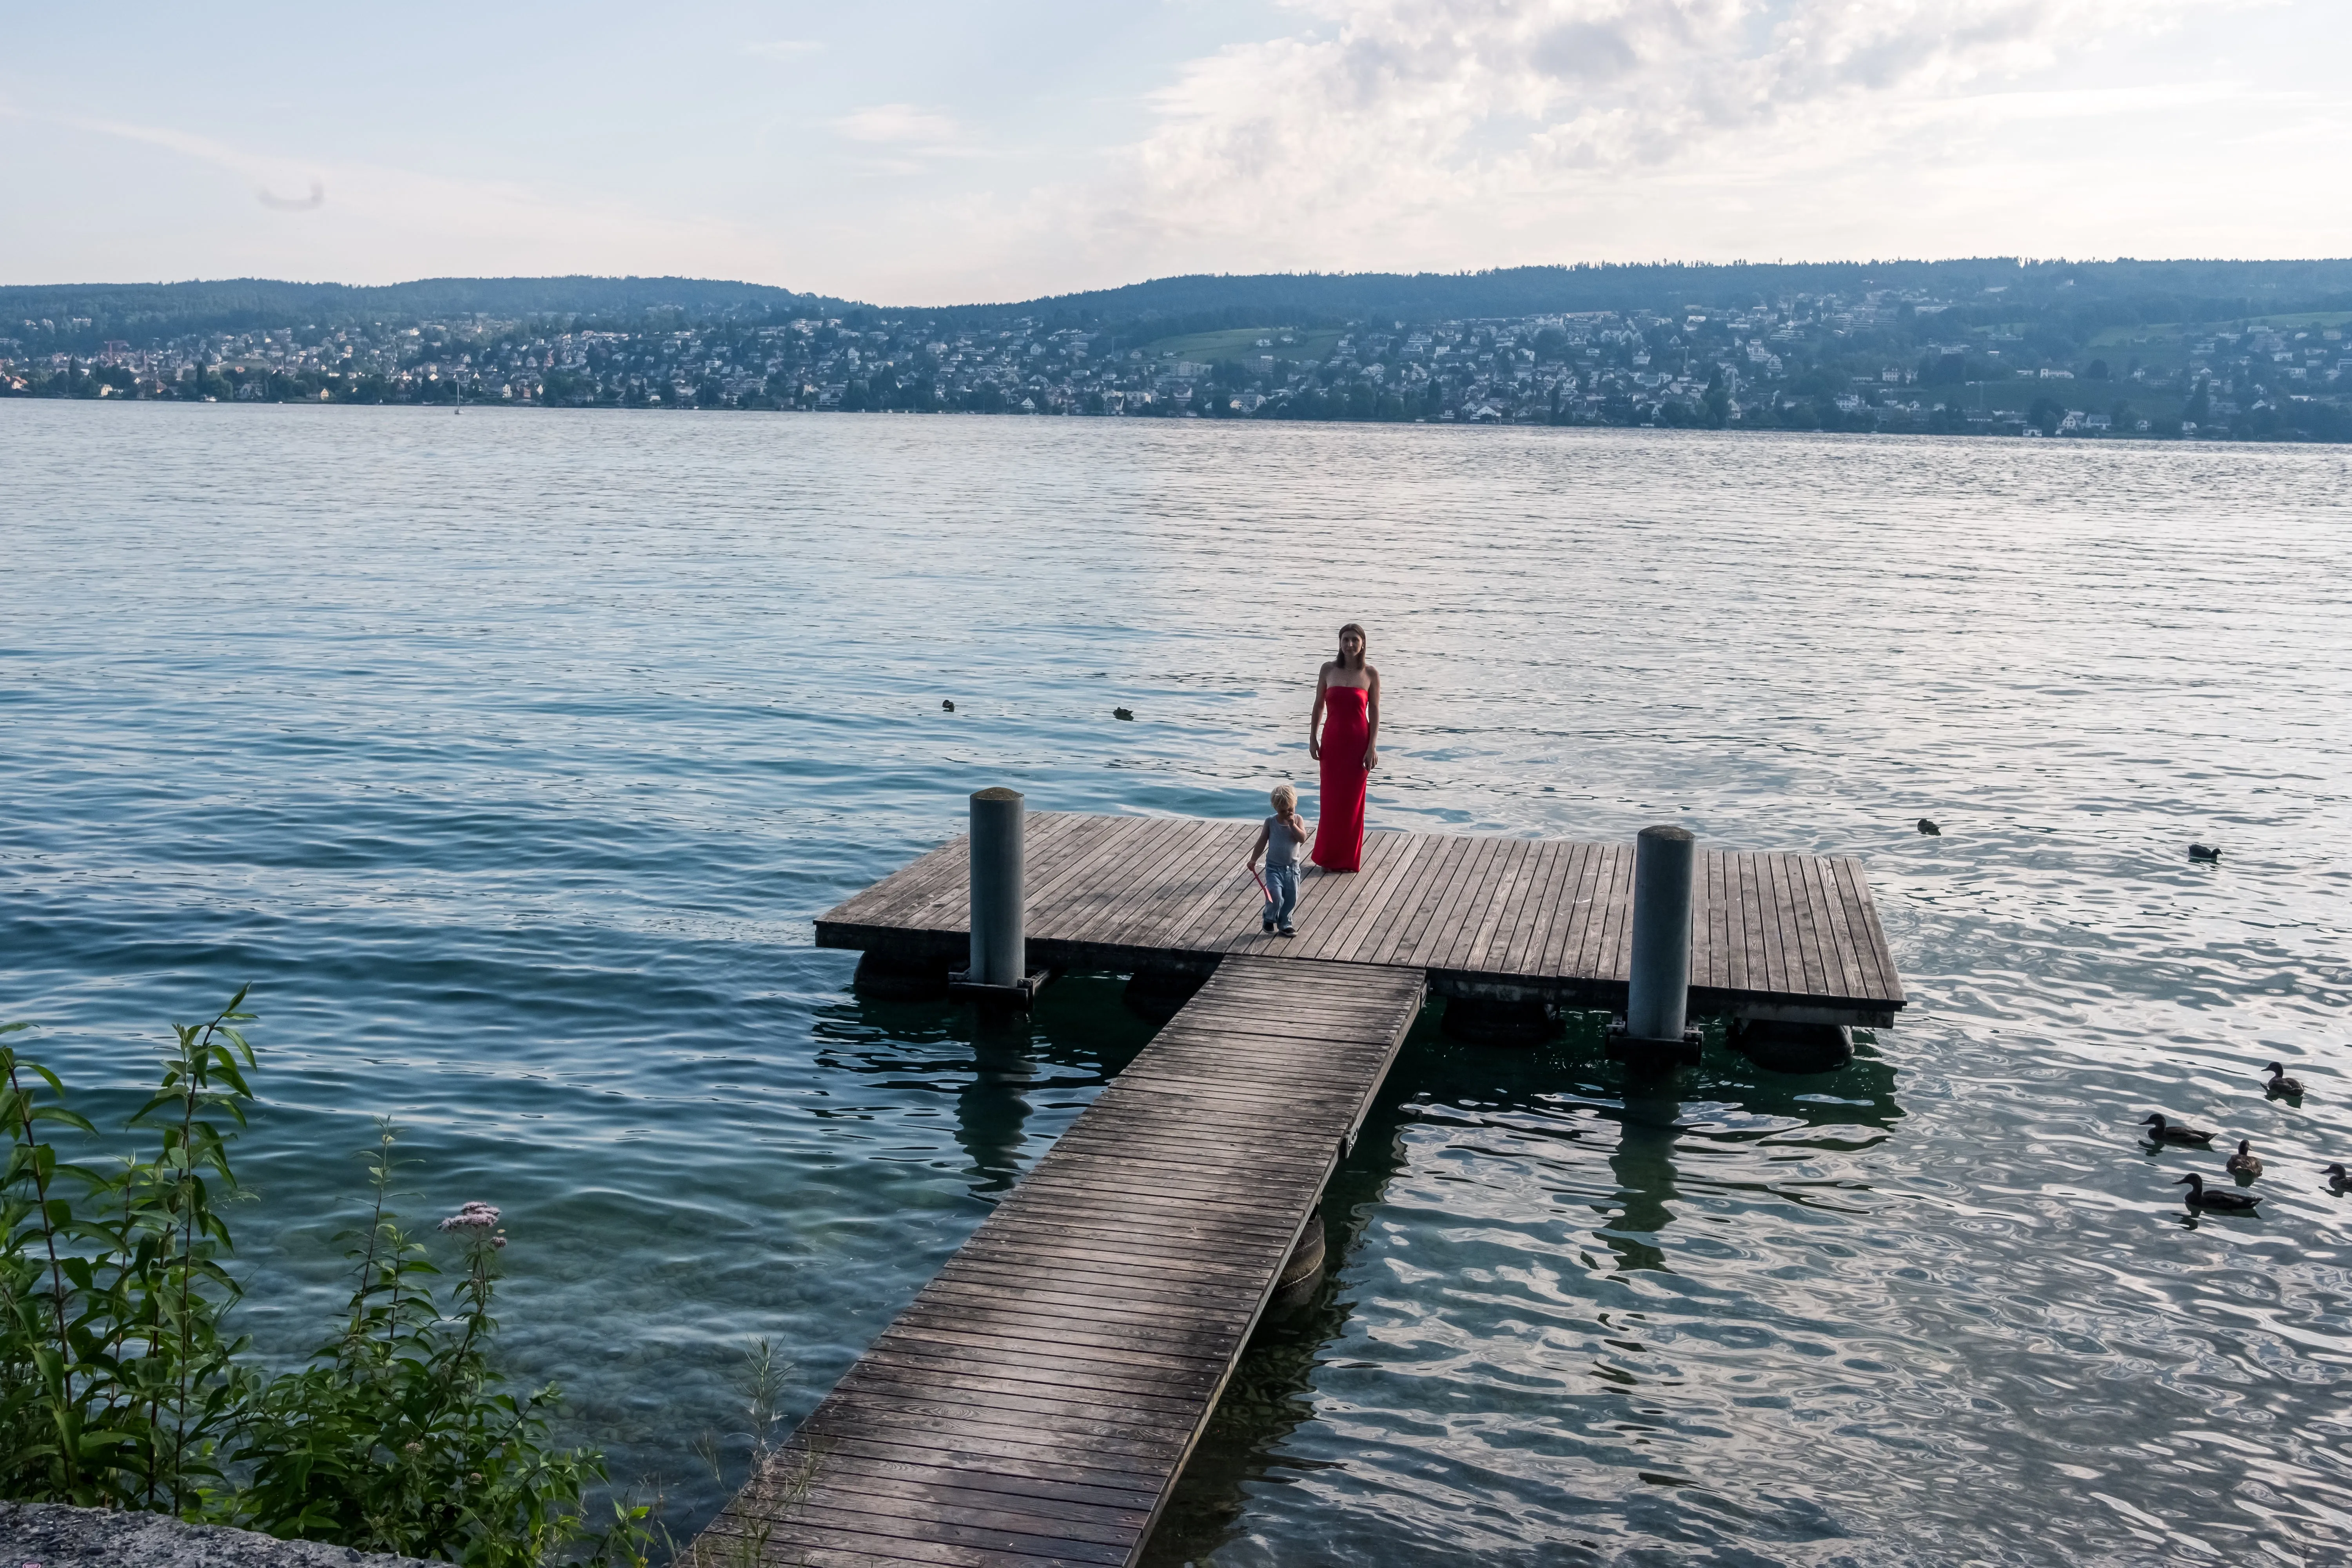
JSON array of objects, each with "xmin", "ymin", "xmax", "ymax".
[{"xmin": 1309, "ymin": 622, "xmax": 1380, "ymax": 872}]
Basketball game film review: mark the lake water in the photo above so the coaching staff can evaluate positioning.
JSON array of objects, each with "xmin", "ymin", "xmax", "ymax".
[{"xmin": 6, "ymin": 402, "xmax": 2352, "ymax": 1566}]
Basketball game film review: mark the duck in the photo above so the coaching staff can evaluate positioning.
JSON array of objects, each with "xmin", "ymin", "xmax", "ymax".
[
  {"xmin": 2140, "ymin": 1113, "xmax": 2215, "ymax": 1145},
  {"xmin": 1112, "ymin": 707, "xmax": 1134, "ymax": 721},
  {"xmin": 2263, "ymin": 1063, "xmax": 2305, "ymax": 1098},
  {"xmin": 1916, "ymin": 818, "xmax": 1941, "ymax": 837},
  {"xmin": 2176, "ymin": 1173, "xmax": 2260, "ymax": 1212},
  {"xmin": 2225, "ymin": 1140, "xmax": 2263, "ymax": 1179},
  {"xmin": 940, "ymin": 699, "xmax": 955, "ymax": 712},
  {"xmin": 2323, "ymin": 1163, "xmax": 2349, "ymax": 1188},
  {"xmin": 2188, "ymin": 844, "xmax": 2221, "ymax": 862}
]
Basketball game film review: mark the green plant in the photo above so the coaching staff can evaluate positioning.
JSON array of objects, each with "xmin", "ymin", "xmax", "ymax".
[
  {"xmin": 688, "ymin": 1338, "xmax": 788, "ymax": 1491},
  {"xmin": 670, "ymin": 1339, "xmax": 813, "ymax": 1568},
  {"xmin": 2, "ymin": 991, "xmax": 257, "ymax": 1511},
  {"xmin": 2, "ymin": 994, "xmax": 654, "ymax": 1568},
  {"xmin": 227, "ymin": 1123, "xmax": 633, "ymax": 1566}
]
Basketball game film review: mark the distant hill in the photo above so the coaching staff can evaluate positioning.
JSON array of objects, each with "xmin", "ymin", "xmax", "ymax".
[
  {"xmin": 0, "ymin": 275, "xmax": 846, "ymax": 340},
  {"xmin": 998, "ymin": 258, "xmax": 2352, "ymax": 321},
  {"xmin": 982, "ymin": 259, "xmax": 2352, "ymax": 345},
  {"xmin": 8, "ymin": 260, "xmax": 2352, "ymax": 348}
]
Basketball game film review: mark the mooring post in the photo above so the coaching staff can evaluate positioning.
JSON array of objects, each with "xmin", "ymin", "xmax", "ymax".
[
  {"xmin": 1617, "ymin": 824, "xmax": 1698, "ymax": 1065},
  {"xmin": 950, "ymin": 786, "xmax": 1044, "ymax": 1005},
  {"xmin": 968, "ymin": 787, "xmax": 1025, "ymax": 986}
]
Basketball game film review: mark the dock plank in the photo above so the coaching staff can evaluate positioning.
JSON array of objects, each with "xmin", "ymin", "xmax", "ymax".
[
  {"xmin": 1318, "ymin": 831, "xmax": 1426, "ymax": 962},
  {"xmin": 1043, "ymin": 818, "xmax": 1171, "ymax": 937},
  {"xmin": 1539, "ymin": 838, "xmax": 1605, "ymax": 986},
  {"xmin": 1061, "ymin": 823, "xmax": 1200, "ymax": 955},
  {"xmin": 1709, "ymin": 851, "xmax": 1741, "ymax": 995},
  {"xmin": 1578, "ymin": 844, "xmax": 1628, "ymax": 983},
  {"xmin": 1842, "ymin": 857, "xmax": 1898, "ymax": 1005},
  {"xmin": 704, "ymin": 955, "xmax": 1427, "ymax": 1567},
  {"xmin": 1418, "ymin": 832, "xmax": 1504, "ymax": 975}
]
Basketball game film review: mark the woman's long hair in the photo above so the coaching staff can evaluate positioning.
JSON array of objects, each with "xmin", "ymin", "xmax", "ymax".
[{"xmin": 1336, "ymin": 622, "xmax": 1368, "ymax": 673}]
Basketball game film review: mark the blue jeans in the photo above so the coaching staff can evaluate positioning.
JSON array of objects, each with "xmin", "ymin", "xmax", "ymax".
[{"xmin": 1262, "ymin": 864, "xmax": 1298, "ymax": 928}]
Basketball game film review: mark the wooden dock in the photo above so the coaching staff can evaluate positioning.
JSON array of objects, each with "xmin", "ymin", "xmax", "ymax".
[
  {"xmin": 697, "ymin": 813, "xmax": 1906, "ymax": 1564},
  {"xmin": 819, "ymin": 811, "xmax": 1905, "ymax": 1026},
  {"xmin": 701, "ymin": 955, "xmax": 1427, "ymax": 1567}
]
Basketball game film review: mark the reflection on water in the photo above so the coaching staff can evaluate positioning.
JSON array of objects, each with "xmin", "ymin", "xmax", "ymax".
[
  {"xmin": 811, "ymin": 972, "xmax": 1158, "ymax": 1197},
  {"xmin": 953, "ymin": 1023, "xmax": 1039, "ymax": 1196},
  {"xmin": 7, "ymin": 405, "xmax": 2352, "ymax": 1564},
  {"xmin": 1147, "ymin": 1005, "xmax": 1919, "ymax": 1562},
  {"xmin": 1603, "ymin": 1092, "xmax": 1682, "ymax": 1276}
]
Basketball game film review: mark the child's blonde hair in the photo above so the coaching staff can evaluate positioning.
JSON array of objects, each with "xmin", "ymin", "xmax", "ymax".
[{"xmin": 1270, "ymin": 784, "xmax": 1298, "ymax": 812}]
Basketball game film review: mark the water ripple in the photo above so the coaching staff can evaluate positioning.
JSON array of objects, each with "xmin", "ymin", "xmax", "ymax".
[{"xmin": 5, "ymin": 405, "xmax": 2351, "ymax": 1564}]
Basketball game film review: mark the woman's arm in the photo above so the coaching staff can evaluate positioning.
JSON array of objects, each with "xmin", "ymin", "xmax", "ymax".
[
  {"xmin": 1363, "ymin": 667, "xmax": 1381, "ymax": 769},
  {"xmin": 1309, "ymin": 665, "xmax": 1328, "ymax": 762}
]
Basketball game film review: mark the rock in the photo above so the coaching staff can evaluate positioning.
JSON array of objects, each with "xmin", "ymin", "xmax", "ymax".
[
  {"xmin": 1915, "ymin": 818, "xmax": 1940, "ymax": 836},
  {"xmin": 0, "ymin": 1502, "xmax": 439, "ymax": 1568}
]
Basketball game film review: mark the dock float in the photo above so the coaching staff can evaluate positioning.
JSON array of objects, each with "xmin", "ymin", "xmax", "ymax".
[
  {"xmin": 699, "ymin": 809, "xmax": 1906, "ymax": 1564},
  {"xmin": 701, "ymin": 954, "xmax": 1426, "ymax": 1567},
  {"xmin": 821, "ymin": 811, "xmax": 1904, "ymax": 1026}
]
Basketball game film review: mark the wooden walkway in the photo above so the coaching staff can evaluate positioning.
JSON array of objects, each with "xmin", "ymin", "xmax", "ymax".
[
  {"xmin": 693, "ymin": 813, "xmax": 1908, "ymax": 1563},
  {"xmin": 700, "ymin": 955, "xmax": 1427, "ymax": 1567},
  {"xmin": 820, "ymin": 811, "xmax": 1905, "ymax": 1026}
]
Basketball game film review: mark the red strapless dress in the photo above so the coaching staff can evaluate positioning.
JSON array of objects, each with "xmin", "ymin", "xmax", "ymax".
[{"xmin": 1314, "ymin": 686, "xmax": 1370, "ymax": 872}]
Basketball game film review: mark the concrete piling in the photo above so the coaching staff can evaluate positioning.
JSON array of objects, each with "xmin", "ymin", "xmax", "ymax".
[
  {"xmin": 1609, "ymin": 824, "xmax": 1699, "ymax": 1067},
  {"xmin": 967, "ymin": 787, "xmax": 1025, "ymax": 988},
  {"xmin": 952, "ymin": 786, "xmax": 1046, "ymax": 1005},
  {"xmin": 1626, "ymin": 825, "xmax": 1695, "ymax": 1042}
]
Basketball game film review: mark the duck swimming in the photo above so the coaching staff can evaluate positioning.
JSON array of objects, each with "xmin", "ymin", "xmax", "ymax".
[
  {"xmin": 2325, "ymin": 1163, "xmax": 2350, "ymax": 1187},
  {"xmin": 2226, "ymin": 1140, "xmax": 2263, "ymax": 1179},
  {"xmin": 2176, "ymin": 1173, "xmax": 2260, "ymax": 1212},
  {"xmin": 2141, "ymin": 1114, "xmax": 2215, "ymax": 1145},
  {"xmin": 2264, "ymin": 1063, "xmax": 2305, "ymax": 1098}
]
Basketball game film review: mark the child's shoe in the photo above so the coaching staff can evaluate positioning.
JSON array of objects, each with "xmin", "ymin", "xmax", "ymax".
[
  {"xmin": 1278, "ymin": 925, "xmax": 1297, "ymax": 938},
  {"xmin": 1262, "ymin": 918, "xmax": 1276, "ymax": 934}
]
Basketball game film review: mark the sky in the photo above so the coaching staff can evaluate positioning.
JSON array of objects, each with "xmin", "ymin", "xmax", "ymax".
[{"xmin": 2, "ymin": 1, "xmax": 2346, "ymax": 305}]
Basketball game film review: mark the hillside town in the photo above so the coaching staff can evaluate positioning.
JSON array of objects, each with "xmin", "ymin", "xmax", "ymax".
[{"xmin": 6, "ymin": 288, "xmax": 2349, "ymax": 440}]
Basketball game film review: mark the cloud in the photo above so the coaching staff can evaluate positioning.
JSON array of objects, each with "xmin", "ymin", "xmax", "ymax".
[
  {"xmin": 1072, "ymin": 0, "xmax": 2230, "ymax": 263},
  {"xmin": 258, "ymin": 180, "xmax": 325, "ymax": 211},
  {"xmin": 805, "ymin": 0, "xmax": 2326, "ymax": 303},
  {"xmin": 7, "ymin": 0, "xmax": 2321, "ymax": 307},
  {"xmin": 832, "ymin": 103, "xmax": 962, "ymax": 145}
]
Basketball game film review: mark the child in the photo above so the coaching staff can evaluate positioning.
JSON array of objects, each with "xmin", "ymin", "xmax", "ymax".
[{"xmin": 1249, "ymin": 785, "xmax": 1309, "ymax": 937}]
